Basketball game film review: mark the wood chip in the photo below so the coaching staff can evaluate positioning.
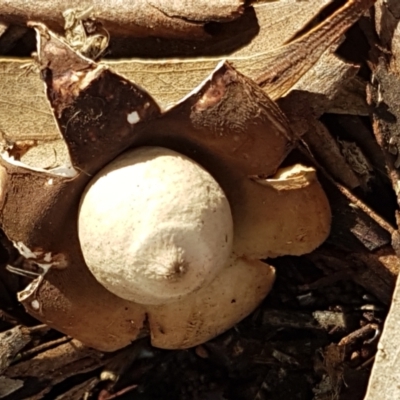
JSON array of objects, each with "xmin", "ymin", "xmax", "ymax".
[{"xmin": 0, "ymin": 326, "xmax": 31, "ymax": 374}]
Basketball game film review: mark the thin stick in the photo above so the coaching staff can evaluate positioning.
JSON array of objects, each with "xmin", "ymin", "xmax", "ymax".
[{"xmin": 298, "ymin": 142, "xmax": 396, "ymax": 235}]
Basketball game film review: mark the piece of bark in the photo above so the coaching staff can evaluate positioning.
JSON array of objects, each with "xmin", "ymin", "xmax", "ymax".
[
  {"xmin": 254, "ymin": 0, "xmax": 376, "ymax": 99},
  {"xmin": 364, "ymin": 1, "xmax": 400, "ymax": 250},
  {"xmin": 0, "ymin": 0, "xmax": 245, "ymax": 39},
  {"xmin": 275, "ymin": 50, "xmax": 362, "ymax": 172},
  {"xmin": 328, "ymin": 76, "xmax": 370, "ymax": 116},
  {"xmin": 0, "ymin": 326, "xmax": 31, "ymax": 374},
  {"xmin": 374, "ymin": 0, "xmax": 400, "ymax": 71},
  {"xmin": 5, "ymin": 340, "xmax": 102, "ymax": 379},
  {"xmin": 3, "ymin": 340, "xmax": 105, "ymax": 399},
  {"xmin": 274, "ymin": 39, "xmax": 363, "ymax": 136},
  {"xmin": 54, "ymin": 377, "xmax": 99, "ymax": 400},
  {"xmin": 365, "ymin": 247, "xmax": 400, "ymax": 400},
  {"xmin": 338, "ymin": 323, "xmax": 379, "ymax": 346},
  {"xmin": 336, "ymin": 115, "xmax": 387, "ymax": 176},
  {"xmin": 0, "ymin": 376, "xmax": 24, "ymax": 399},
  {"xmin": 302, "ymin": 119, "xmax": 361, "ymax": 189},
  {"xmin": 368, "ymin": 60, "xmax": 400, "ymax": 201},
  {"xmin": 289, "ymin": 49, "xmax": 360, "ymax": 115},
  {"xmin": 322, "ymin": 139, "xmax": 395, "ymax": 242},
  {"xmin": 17, "ymin": 337, "xmax": 71, "ymax": 361}
]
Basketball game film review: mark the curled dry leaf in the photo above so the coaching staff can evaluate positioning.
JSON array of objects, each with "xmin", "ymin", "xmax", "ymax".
[
  {"xmin": 0, "ymin": 23, "xmax": 331, "ymax": 351},
  {"xmin": 0, "ymin": 0, "xmax": 245, "ymax": 39}
]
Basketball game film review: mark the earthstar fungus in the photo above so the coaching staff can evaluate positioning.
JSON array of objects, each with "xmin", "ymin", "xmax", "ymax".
[{"xmin": 0, "ymin": 23, "xmax": 331, "ymax": 351}]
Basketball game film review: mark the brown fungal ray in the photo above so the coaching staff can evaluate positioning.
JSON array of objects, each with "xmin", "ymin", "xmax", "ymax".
[
  {"xmin": 0, "ymin": 162, "xmax": 148, "ymax": 352},
  {"xmin": 133, "ymin": 62, "xmax": 296, "ymax": 179},
  {"xmin": 147, "ymin": 257, "xmax": 275, "ymax": 349},
  {"xmin": 31, "ymin": 22, "xmax": 161, "ymax": 176},
  {"xmin": 232, "ymin": 165, "xmax": 332, "ymax": 258}
]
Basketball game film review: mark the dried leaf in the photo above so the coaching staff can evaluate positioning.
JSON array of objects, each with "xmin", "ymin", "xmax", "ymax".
[
  {"xmin": 232, "ymin": 0, "xmax": 333, "ymax": 57},
  {"xmin": 0, "ymin": 59, "xmax": 70, "ymax": 167},
  {"xmin": 104, "ymin": 0, "xmax": 334, "ymax": 58},
  {"xmin": 0, "ymin": 0, "xmax": 245, "ymax": 39}
]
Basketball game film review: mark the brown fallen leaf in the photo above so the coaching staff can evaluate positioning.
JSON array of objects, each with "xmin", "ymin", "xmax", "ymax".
[{"xmin": 0, "ymin": 0, "xmax": 245, "ymax": 39}]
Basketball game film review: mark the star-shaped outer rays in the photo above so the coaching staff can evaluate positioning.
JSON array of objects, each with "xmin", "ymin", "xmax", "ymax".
[{"xmin": 0, "ymin": 23, "xmax": 330, "ymax": 351}]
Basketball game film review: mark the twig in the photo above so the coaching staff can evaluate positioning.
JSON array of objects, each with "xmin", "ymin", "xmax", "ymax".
[
  {"xmin": 333, "ymin": 181, "xmax": 396, "ymax": 235},
  {"xmin": 14, "ymin": 336, "xmax": 72, "ymax": 362},
  {"xmin": 98, "ymin": 385, "xmax": 138, "ymax": 400},
  {"xmin": 298, "ymin": 142, "xmax": 396, "ymax": 235},
  {"xmin": 338, "ymin": 323, "xmax": 380, "ymax": 346}
]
